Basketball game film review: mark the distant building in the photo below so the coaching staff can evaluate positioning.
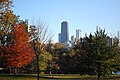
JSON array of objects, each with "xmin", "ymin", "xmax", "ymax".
[
  {"xmin": 117, "ymin": 31, "xmax": 120, "ymax": 47},
  {"xmin": 107, "ymin": 37, "xmax": 119, "ymax": 46},
  {"xmin": 28, "ymin": 25, "xmax": 31, "ymax": 32},
  {"xmin": 58, "ymin": 33, "xmax": 61, "ymax": 42},
  {"xmin": 60, "ymin": 21, "xmax": 69, "ymax": 43},
  {"xmin": 71, "ymin": 36, "xmax": 75, "ymax": 42},
  {"xmin": 71, "ymin": 36, "xmax": 75, "ymax": 48},
  {"xmin": 58, "ymin": 21, "xmax": 71, "ymax": 49},
  {"xmin": 107, "ymin": 38, "xmax": 113, "ymax": 46},
  {"xmin": 117, "ymin": 31, "xmax": 120, "ymax": 39},
  {"xmin": 76, "ymin": 29, "xmax": 81, "ymax": 42}
]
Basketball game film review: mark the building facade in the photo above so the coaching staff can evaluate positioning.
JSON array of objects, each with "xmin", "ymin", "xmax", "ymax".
[
  {"xmin": 76, "ymin": 29, "xmax": 81, "ymax": 42},
  {"xmin": 58, "ymin": 33, "xmax": 61, "ymax": 42},
  {"xmin": 60, "ymin": 21, "xmax": 69, "ymax": 43},
  {"xmin": 117, "ymin": 31, "xmax": 120, "ymax": 47}
]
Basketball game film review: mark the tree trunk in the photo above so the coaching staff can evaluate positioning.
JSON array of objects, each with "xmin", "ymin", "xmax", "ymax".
[
  {"xmin": 14, "ymin": 68, "xmax": 17, "ymax": 74},
  {"xmin": 98, "ymin": 73, "xmax": 100, "ymax": 80},
  {"xmin": 9, "ymin": 66, "xmax": 12, "ymax": 74},
  {"xmin": 36, "ymin": 55, "xmax": 40, "ymax": 80},
  {"xmin": 97, "ymin": 63, "xmax": 100, "ymax": 80}
]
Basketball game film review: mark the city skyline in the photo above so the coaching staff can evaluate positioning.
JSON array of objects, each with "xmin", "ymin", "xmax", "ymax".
[{"xmin": 13, "ymin": 0, "xmax": 120, "ymax": 42}]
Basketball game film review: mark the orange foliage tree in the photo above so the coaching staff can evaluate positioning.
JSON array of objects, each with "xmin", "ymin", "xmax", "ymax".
[
  {"xmin": 1, "ymin": 24, "xmax": 35, "ymax": 68},
  {"xmin": 0, "ymin": 0, "xmax": 34, "ymax": 68}
]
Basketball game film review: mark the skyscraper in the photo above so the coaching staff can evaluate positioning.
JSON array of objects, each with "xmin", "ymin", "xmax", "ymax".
[
  {"xmin": 117, "ymin": 31, "xmax": 120, "ymax": 39},
  {"xmin": 58, "ymin": 33, "xmax": 61, "ymax": 42},
  {"xmin": 117, "ymin": 31, "xmax": 120, "ymax": 47},
  {"xmin": 60, "ymin": 21, "xmax": 69, "ymax": 43},
  {"xmin": 76, "ymin": 29, "xmax": 81, "ymax": 41},
  {"xmin": 71, "ymin": 36, "xmax": 75, "ymax": 48},
  {"xmin": 71, "ymin": 36, "xmax": 75, "ymax": 42}
]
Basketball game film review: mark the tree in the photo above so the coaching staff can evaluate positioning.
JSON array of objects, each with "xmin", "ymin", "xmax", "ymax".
[
  {"xmin": 0, "ymin": 24, "xmax": 35, "ymax": 73},
  {"xmin": 51, "ymin": 42, "xmax": 70, "ymax": 74},
  {"xmin": 46, "ymin": 42, "xmax": 66, "ymax": 74},
  {"xmin": 73, "ymin": 28, "xmax": 118, "ymax": 80},
  {"xmin": 8, "ymin": 24, "xmax": 35, "ymax": 67},
  {"xmin": 29, "ymin": 20, "xmax": 53, "ymax": 80},
  {"xmin": 70, "ymin": 34, "xmax": 94, "ymax": 74},
  {"xmin": 39, "ymin": 51, "xmax": 52, "ymax": 74},
  {"xmin": 0, "ymin": 0, "xmax": 17, "ymax": 46},
  {"xmin": 0, "ymin": 0, "xmax": 35, "ymax": 74},
  {"xmin": 115, "ymin": 47, "xmax": 120, "ymax": 72},
  {"xmin": 69, "ymin": 38, "xmax": 83, "ymax": 74},
  {"xmin": 93, "ymin": 28, "xmax": 118, "ymax": 80},
  {"xmin": 0, "ymin": 0, "xmax": 17, "ymax": 69}
]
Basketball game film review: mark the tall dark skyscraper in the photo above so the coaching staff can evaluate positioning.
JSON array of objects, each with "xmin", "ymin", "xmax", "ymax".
[{"xmin": 60, "ymin": 21, "xmax": 69, "ymax": 43}]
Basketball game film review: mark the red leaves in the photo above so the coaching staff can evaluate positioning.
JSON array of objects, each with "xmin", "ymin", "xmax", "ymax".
[
  {"xmin": 0, "ymin": 0, "xmax": 8, "ymax": 2},
  {"xmin": 0, "ymin": 24, "xmax": 35, "ymax": 68}
]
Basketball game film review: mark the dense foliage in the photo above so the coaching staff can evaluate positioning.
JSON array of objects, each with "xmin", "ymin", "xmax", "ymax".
[
  {"xmin": 0, "ymin": 0, "xmax": 35, "ymax": 69},
  {"xmin": 69, "ymin": 29, "xmax": 119, "ymax": 80}
]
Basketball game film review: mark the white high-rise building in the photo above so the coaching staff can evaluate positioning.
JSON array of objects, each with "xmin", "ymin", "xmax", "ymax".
[
  {"xmin": 117, "ymin": 31, "xmax": 120, "ymax": 47},
  {"xmin": 117, "ymin": 31, "xmax": 120, "ymax": 39},
  {"xmin": 76, "ymin": 29, "xmax": 81, "ymax": 42},
  {"xmin": 71, "ymin": 36, "xmax": 75, "ymax": 48}
]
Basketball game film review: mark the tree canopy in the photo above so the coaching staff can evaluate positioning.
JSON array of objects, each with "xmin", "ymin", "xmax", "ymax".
[
  {"xmin": 0, "ymin": 0, "xmax": 35, "ymax": 69},
  {"xmin": 72, "ymin": 28, "xmax": 119, "ymax": 80}
]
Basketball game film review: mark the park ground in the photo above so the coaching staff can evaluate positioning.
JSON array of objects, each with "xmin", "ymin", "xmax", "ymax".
[{"xmin": 0, "ymin": 74, "xmax": 120, "ymax": 80}]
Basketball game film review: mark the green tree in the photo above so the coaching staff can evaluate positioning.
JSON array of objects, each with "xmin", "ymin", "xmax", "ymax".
[
  {"xmin": 93, "ymin": 28, "xmax": 118, "ymax": 80},
  {"xmin": 46, "ymin": 42, "xmax": 65, "ymax": 74},
  {"xmin": 46, "ymin": 42, "xmax": 71, "ymax": 74},
  {"xmin": 52, "ymin": 43, "xmax": 71, "ymax": 74},
  {"xmin": 68, "ymin": 38, "xmax": 83, "ymax": 74},
  {"xmin": 39, "ymin": 51, "xmax": 52, "ymax": 73},
  {"xmin": 72, "ymin": 34, "xmax": 96, "ymax": 75},
  {"xmin": 115, "ymin": 47, "xmax": 120, "ymax": 72},
  {"xmin": 29, "ymin": 20, "xmax": 53, "ymax": 80},
  {"xmin": 73, "ymin": 28, "xmax": 118, "ymax": 80}
]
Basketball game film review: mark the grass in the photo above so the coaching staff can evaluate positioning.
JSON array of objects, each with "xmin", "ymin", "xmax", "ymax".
[
  {"xmin": 0, "ymin": 74, "xmax": 120, "ymax": 80},
  {"xmin": 0, "ymin": 74, "xmax": 37, "ymax": 80}
]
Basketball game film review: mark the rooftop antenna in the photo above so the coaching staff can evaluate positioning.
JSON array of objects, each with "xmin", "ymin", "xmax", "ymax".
[{"xmin": 61, "ymin": 10, "xmax": 68, "ymax": 21}]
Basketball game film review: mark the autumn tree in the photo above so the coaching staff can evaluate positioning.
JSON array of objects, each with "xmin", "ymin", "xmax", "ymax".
[
  {"xmin": 0, "ymin": 0, "xmax": 17, "ymax": 46},
  {"xmin": 7, "ymin": 24, "xmax": 35, "ymax": 68},
  {"xmin": 0, "ymin": 0, "xmax": 35, "ymax": 74},
  {"xmin": 0, "ymin": 24, "xmax": 35, "ymax": 73},
  {"xmin": 0, "ymin": 0, "xmax": 17, "ymax": 69}
]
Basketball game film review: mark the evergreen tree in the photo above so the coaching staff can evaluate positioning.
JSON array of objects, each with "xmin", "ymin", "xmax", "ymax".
[
  {"xmin": 93, "ymin": 28, "xmax": 118, "ymax": 80},
  {"xmin": 73, "ymin": 28, "xmax": 118, "ymax": 80}
]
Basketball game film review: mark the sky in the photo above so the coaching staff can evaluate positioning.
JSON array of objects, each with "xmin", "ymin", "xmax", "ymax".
[{"xmin": 12, "ymin": 0, "xmax": 120, "ymax": 42}]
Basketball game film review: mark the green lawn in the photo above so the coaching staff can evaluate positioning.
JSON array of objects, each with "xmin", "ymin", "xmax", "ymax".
[{"xmin": 0, "ymin": 74, "xmax": 120, "ymax": 80}]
